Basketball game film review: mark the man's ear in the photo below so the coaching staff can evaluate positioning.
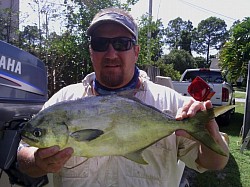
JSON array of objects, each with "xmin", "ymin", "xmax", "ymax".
[
  {"xmin": 89, "ymin": 45, "xmax": 92, "ymax": 53},
  {"xmin": 89, "ymin": 45, "xmax": 93, "ymax": 62},
  {"xmin": 134, "ymin": 45, "xmax": 140, "ymax": 61}
]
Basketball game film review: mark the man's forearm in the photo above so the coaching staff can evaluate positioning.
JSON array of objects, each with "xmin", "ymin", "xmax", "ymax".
[{"xmin": 197, "ymin": 131, "xmax": 229, "ymax": 170}]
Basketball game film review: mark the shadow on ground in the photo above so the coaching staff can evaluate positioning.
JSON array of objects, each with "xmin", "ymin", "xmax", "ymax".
[
  {"xmin": 183, "ymin": 153, "xmax": 242, "ymax": 187},
  {"xmin": 181, "ymin": 110, "xmax": 244, "ymax": 187}
]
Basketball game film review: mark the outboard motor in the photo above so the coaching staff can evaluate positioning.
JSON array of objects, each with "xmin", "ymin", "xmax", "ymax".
[{"xmin": 0, "ymin": 40, "xmax": 48, "ymax": 186}]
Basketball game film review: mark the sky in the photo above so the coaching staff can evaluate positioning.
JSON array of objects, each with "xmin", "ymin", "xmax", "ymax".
[
  {"xmin": 19, "ymin": 0, "xmax": 67, "ymax": 34},
  {"xmin": 130, "ymin": 0, "xmax": 250, "ymax": 28},
  {"xmin": 20, "ymin": 0, "xmax": 250, "ymax": 32},
  {"xmin": 19, "ymin": 0, "xmax": 250, "ymax": 55},
  {"xmin": 129, "ymin": 0, "xmax": 249, "ymax": 55}
]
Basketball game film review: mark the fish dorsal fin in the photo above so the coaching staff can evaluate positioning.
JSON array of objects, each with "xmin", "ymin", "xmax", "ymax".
[
  {"xmin": 116, "ymin": 89, "xmax": 144, "ymax": 100},
  {"xmin": 118, "ymin": 89, "xmax": 172, "ymax": 117},
  {"xmin": 124, "ymin": 148, "xmax": 148, "ymax": 165},
  {"xmin": 70, "ymin": 129, "xmax": 104, "ymax": 142}
]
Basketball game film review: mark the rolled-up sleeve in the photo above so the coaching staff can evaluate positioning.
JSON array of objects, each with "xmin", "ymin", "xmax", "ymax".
[{"xmin": 177, "ymin": 136, "xmax": 207, "ymax": 173}]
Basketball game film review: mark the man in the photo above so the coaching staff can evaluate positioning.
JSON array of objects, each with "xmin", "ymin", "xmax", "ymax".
[{"xmin": 17, "ymin": 8, "xmax": 229, "ymax": 187}]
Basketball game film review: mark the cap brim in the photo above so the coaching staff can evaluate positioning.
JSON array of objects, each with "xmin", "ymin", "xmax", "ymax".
[{"xmin": 86, "ymin": 13, "xmax": 137, "ymax": 40}]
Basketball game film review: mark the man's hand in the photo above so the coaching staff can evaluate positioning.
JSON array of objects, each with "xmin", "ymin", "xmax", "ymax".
[
  {"xmin": 175, "ymin": 99, "xmax": 212, "ymax": 139},
  {"xmin": 175, "ymin": 98, "xmax": 206, "ymax": 120},
  {"xmin": 34, "ymin": 146, "xmax": 74, "ymax": 173},
  {"xmin": 17, "ymin": 146, "xmax": 74, "ymax": 177}
]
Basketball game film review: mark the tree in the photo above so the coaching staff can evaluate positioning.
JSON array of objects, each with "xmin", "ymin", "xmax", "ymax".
[
  {"xmin": 193, "ymin": 17, "xmax": 228, "ymax": 64},
  {"xmin": 165, "ymin": 17, "xmax": 193, "ymax": 52},
  {"xmin": 194, "ymin": 56, "xmax": 207, "ymax": 68},
  {"xmin": 219, "ymin": 17, "xmax": 250, "ymax": 83},
  {"xmin": 180, "ymin": 30, "xmax": 192, "ymax": 54},
  {"xmin": 0, "ymin": 7, "xmax": 19, "ymax": 43},
  {"xmin": 17, "ymin": 25, "xmax": 42, "ymax": 56},
  {"xmin": 157, "ymin": 61, "xmax": 181, "ymax": 81},
  {"xmin": 137, "ymin": 14, "xmax": 165, "ymax": 66},
  {"xmin": 163, "ymin": 49, "xmax": 196, "ymax": 74}
]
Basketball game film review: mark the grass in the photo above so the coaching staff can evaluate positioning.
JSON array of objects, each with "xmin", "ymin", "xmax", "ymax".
[
  {"xmin": 234, "ymin": 86, "xmax": 246, "ymax": 99},
  {"xmin": 235, "ymin": 91, "xmax": 246, "ymax": 99},
  {"xmin": 185, "ymin": 102, "xmax": 250, "ymax": 187},
  {"xmin": 234, "ymin": 86, "xmax": 246, "ymax": 92}
]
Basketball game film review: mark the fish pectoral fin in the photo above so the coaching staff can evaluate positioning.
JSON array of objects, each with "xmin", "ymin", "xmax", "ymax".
[
  {"xmin": 70, "ymin": 129, "xmax": 104, "ymax": 142},
  {"xmin": 124, "ymin": 149, "xmax": 148, "ymax": 165},
  {"xmin": 190, "ymin": 131, "xmax": 227, "ymax": 157}
]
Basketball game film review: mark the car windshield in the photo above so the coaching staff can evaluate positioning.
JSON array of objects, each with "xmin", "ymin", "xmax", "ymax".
[{"xmin": 182, "ymin": 70, "xmax": 225, "ymax": 83}]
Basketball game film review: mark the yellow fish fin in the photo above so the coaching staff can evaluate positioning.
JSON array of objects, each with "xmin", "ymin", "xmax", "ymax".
[{"xmin": 124, "ymin": 149, "xmax": 148, "ymax": 165}]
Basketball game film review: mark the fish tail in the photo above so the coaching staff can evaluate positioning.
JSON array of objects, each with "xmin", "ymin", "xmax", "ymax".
[
  {"xmin": 213, "ymin": 105, "xmax": 235, "ymax": 118},
  {"xmin": 187, "ymin": 105, "xmax": 235, "ymax": 128},
  {"xmin": 185, "ymin": 105, "xmax": 234, "ymax": 156}
]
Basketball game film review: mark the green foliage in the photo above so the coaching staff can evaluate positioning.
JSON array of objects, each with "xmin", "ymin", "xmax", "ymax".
[
  {"xmin": 165, "ymin": 17, "xmax": 193, "ymax": 52},
  {"xmin": 157, "ymin": 62, "xmax": 181, "ymax": 81},
  {"xmin": 137, "ymin": 14, "xmax": 165, "ymax": 66},
  {"xmin": 163, "ymin": 49, "xmax": 197, "ymax": 74},
  {"xmin": 219, "ymin": 17, "xmax": 250, "ymax": 84},
  {"xmin": 180, "ymin": 30, "xmax": 192, "ymax": 54},
  {"xmin": 0, "ymin": 10, "xmax": 7, "ymax": 40},
  {"xmin": 194, "ymin": 56, "xmax": 207, "ymax": 68},
  {"xmin": 234, "ymin": 91, "xmax": 246, "ymax": 99},
  {"xmin": 193, "ymin": 17, "xmax": 228, "ymax": 63},
  {"xmin": 45, "ymin": 32, "xmax": 89, "ymax": 96},
  {"xmin": 0, "ymin": 7, "xmax": 19, "ymax": 42},
  {"xmin": 16, "ymin": 25, "xmax": 42, "ymax": 56}
]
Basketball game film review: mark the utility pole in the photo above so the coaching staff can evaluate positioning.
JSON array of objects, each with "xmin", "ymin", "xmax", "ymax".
[
  {"xmin": 147, "ymin": 0, "xmax": 152, "ymax": 63},
  {"xmin": 241, "ymin": 60, "xmax": 250, "ymax": 152}
]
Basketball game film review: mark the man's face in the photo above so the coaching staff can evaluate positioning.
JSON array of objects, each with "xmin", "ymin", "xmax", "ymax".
[{"xmin": 89, "ymin": 23, "xmax": 139, "ymax": 89}]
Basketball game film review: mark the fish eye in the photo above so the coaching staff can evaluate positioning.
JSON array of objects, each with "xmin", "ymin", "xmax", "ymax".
[{"xmin": 33, "ymin": 128, "xmax": 43, "ymax": 137}]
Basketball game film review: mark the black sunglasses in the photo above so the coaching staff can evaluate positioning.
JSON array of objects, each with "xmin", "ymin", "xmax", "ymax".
[{"xmin": 90, "ymin": 37, "xmax": 136, "ymax": 52}]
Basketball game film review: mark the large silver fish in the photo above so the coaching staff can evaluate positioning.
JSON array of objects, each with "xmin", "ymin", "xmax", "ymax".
[{"xmin": 21, "ymin": 94, "xmax": 233, "ymax": 164}]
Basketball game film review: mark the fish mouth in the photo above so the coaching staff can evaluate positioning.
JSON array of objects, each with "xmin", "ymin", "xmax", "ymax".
[
  {"xmin": 20, "ymin": 122, "xmax": 39, "ymax": 143},
  {"xmin": 21, "ymin": 133, "xmax": 39, "ymax": 143}
]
